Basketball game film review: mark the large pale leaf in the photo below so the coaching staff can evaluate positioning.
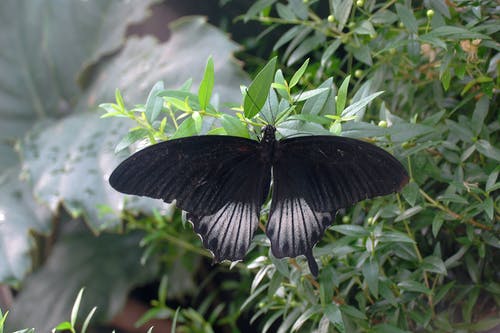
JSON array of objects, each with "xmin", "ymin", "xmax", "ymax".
[
  {"xmin": 6, "ymin": 224, "xmax": 158, "ymax": 332},
  {"xmin": 21, "ymin": 18, "xmax": 249, "ymax": 232},
  {"xmin": 0, "ymin": 0, "xmax": 155, "ymax": 169},
  {"xmin": 0, "ymin": 169, "xmax": 51, "ymax": 283}
]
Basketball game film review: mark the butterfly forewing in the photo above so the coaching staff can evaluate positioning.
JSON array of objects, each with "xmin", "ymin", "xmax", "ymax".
[{"xmin": 110, "ymin": 136, "xmax": 263, "ymax": 215}]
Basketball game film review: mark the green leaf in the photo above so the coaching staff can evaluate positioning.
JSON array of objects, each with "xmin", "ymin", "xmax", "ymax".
[
  {"xmin": 244, "ymin": 0, "xmax": 277, "ymax": 21},
  {"xmin": 398, "ymin": 280, "xmax": 432, "ymax": 295},
  {"xmin": 54, "ymin": 322, "xmax": 72, "ymax": 331},
  {"xmin": 331, "ymin": 225, "xmax": 369, "ymax": 237},
  {"xmin": 198, "ymin": 57, "xmax": 215, "ymax": 110},
  {"xmin": 70, "ymin": 288, "xmax": 85, "ymax": 326},
  {"xmin": 362, "ymin": 258, "xmax": 379, "ymax": 297},
  {"xmin": 421, "ymin": 26, "xmax": 490, "ymax": 40},
  {"xmin": 302, "ymin": 77, "xmax": 334, "ymax": 115},
  {"xmin": 287, "ymin": 33, "xmax": 325, "ymax": 66},
  {"xmin": 476, "ymin": 140, "xmax": 500, "ymax": 161},
  {"xmin": 402, "ymin": 181, "xmax": 419, "ymax": 206},
  {"xmin": 486, "ymin": 169, "xmax": 499, "ymax": 192},
  {"xmin": 321, "ymin": 39, "xmax": 342, "ymax": 67},
  {"xmin": 471, "ymin": 96, "xmax": 489, "ymax": 136},
  {"xmin": 289, "ymin": 58, "xmax": 309, "ymax": 88},
  {"xmin": 274, "ymin": 26, "xmax": 303, "ymax": 51},
  {"xmin": 244, "ymin": 57, "xmax": 277, "ymax": 119},
  {"xmin": 332, "ymin": 0, "xmax": 353, "ymax": 31},
  {"xmin": 294, "ymin": 87, "xmax": 329, "ymax": 102},
  {"xmin": 324, "ymin": 303, "xmax": 344, "ymax": 328},
  {"xmin": 346, "ymin": 43, "xmax": 373, "ymax": 66},
  {"xmin": 395, "ymin": 206, "xmax": 423, "ymax": 221},
  {"xmin": 320, "ymin": 266, "xmax": 335, "ymax": 306},
  {"xmin": 354, "ymin": 20, "xmax": 376, "ymax": 35},
  {"xmin": 340, "ymin": 304, "xmax": 366, "ymax": 320},
  {"xmin": 221, "ymin": 114, "xmax": 250, "ymax": 138},
  {"xmin": 171, "ymin": 116, "xmax": 198, "ymax": 139},
  {"xmin": 341, "ymin": 91, "xmax": 384, "ymax": 118},
  {"xmin": 114, "ymin": 128, "xmax": 149, "ymax": 153},
  {"xmin": 145, "ymin": 81, "xmax": 165, "ymax": 123},
  {"xmin": 422, "ymin": 256, "xmax": 447, "ymax": 275},
  {"xmin": 291, "ymin": 305, "xmax": 321, "ymax": 332},
  {"xmin": 336, "ymin": 76, "xmax": 350, "ymax": 115},
  {"xmin": 276, "ymin": 3, "xmax": 296, "ymax": 20},
  {"xmin": 395, "ymin": 3, "xmax": 418, "ymax": 34},
  {"xmin": 379, "ymin": 231, "xmax": 415, "ymax": 244}
]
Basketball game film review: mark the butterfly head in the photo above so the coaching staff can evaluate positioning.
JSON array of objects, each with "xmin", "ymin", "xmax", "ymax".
[{"xmin": 261, "ymin": 125, "xmax": 277, "ymax": 145}]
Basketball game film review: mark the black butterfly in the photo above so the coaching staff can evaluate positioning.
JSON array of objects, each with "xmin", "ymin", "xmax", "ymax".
[{"xmin": 109, "ymin": 125, "xmax": 408, "ymax": 276}]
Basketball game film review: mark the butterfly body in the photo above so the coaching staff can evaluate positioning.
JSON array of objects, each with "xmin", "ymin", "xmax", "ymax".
[{"xmin": 110, "ymin": 125, "xmax": 408, "ymax": 276}]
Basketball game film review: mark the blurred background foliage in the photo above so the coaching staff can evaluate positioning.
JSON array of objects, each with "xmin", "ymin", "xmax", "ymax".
[{"xmin": 0, "ymin": 0, "xmax": 498, "ymax": 332}]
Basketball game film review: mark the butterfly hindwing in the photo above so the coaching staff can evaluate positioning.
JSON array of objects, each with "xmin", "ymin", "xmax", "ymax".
[
  {"xmin": 267, "ymin": 135, "xmax": 409, "ymax": 275},
  {"xmin": 188, "ymin": 155, "xmax": 271, "ymax": 261}
]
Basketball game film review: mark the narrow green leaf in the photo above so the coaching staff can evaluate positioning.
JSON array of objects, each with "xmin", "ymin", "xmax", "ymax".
[
  {"xmin": 71, "ymin": 288, "xmax": 85, "ymax": 326},
  {"xmin": 362, "ymin": 258, "xmax": 379, "ymax": 297},
  {"xmin": 340, "ymin": 304, "xmax": 366, "ymax": 320},
  {"xmin": 434, "ymin": 281, "xmax": 455, "ymax": 304},
  {"xmin": 244, "ymin": 57, "xmax": 277, "ymax": 119},
  {"xmin": 291, "ymin": 305, "xmax": 321, "ymax": 332},
  {"xmin": 331, "ymin": 225, "xmax": 369, "ymax": 237},
  {"xmin": 341, "ymin": 91, "xmax": 384, "ymax": 118},
  {"xmin": 170, "ymin": 117, "xmax": 198, "ymax": 139},
  {"xmin": 432, "ymin": 213, "xmax": 445, "ymax": 237},
  {"xmin": 274, "ymin": 26, "xmax": 302, "ymax": 51},
  {"xmin": 476, "ymin": 140, "xmax": 500, "ymax": 161},
  {"xmin": 221, "ymin": 114, "xmax": 250, "ymax": 138},
  {"xmin": 336, "ymin": 75, "xmax": 350, "ymax": 115},
  {"xmin": 115, "ymin": 88, "xmax": 125, "ymax": 111},
  {"xmin": 145, "ymin": 81, "xmax": 165, "ymax": 123},
  {"xmin": 287, "ymin": 34, "xmax": 325, "ymax": 66},
  {"xmin": 395, "ymin": 3, "xmax": 418, "ymax": 34},
  {"xmin": 483, "ymin": 197, "xmax": 494, "ymax": 220},
  {"xmin": 332, "ymin": 0, "xmax": 353, "ymax": 30},
  {"xmin": 471, "ymin": 96, "xmax": 489, "ymax": 136},
  {"xmin": 320, "ymin": 266, "xmax": 335, "ymax": 306},
  {"xmin": 276, "ymin": 3, "xmax": 296, "ymax": 20},
  {"xmin": 321, "ymin": 39, "xmax": 342, "ymax": 67},
  {"xmin": 395, "ymin": 206, "xmax": 423, "ymax": 222},
  {"xmin": 289, "ymin": 58, "xmax": 309, "ymax": 88},
  {"xmin": 294, "ymin": 87, "xmax": 329, "ymax": 102},
  {"xmin": 402, "ymin": 181, "xmax": 419, "ymax": 206},
  {"xmin": 244, "ymin": 0, "xmax": 277, "ymax": 22},
  {"xmin": 398, "ymin": 280, "xmax": 432, "ymax": 294},
  {"xmin": 81, "ymin": 307, "xmax": 97, "ymax": 333},
  {"xmin": 486, "ymin": 169, "xmax": 499, "ymax": 192},
  {"xmin": 379, "ymin": 231, "xmax": 415, "ymax": 244},
  {"xmin": 422, "ymin": 256, "xmax": 447, "ymax": 275},
  {"xmin": 114, "ymin": 128, "xmax": 149, "ymax": 153},
  {"xmin": 198, "ymin": 57, "xmax": 214, "ymax": 110},
  {"xmin": 421, "ymin": 26, "xmax": 490, "ymax": 40},
  {"xmin": 171, "ymin": 307, "xmax": 180, "ymax": 333},
  {"xmin": 324, "ymin": 303, "xmax": 344, "ymax": 327}
]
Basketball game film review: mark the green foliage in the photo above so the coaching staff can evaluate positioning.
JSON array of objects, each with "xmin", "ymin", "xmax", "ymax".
[
  {"xmin": 1, "ymin": 0, "xmax": 498, "ymax": 332},
  {"xmin": 103, "ymin": 0, "xmax": 498, "ymax": 331}
]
